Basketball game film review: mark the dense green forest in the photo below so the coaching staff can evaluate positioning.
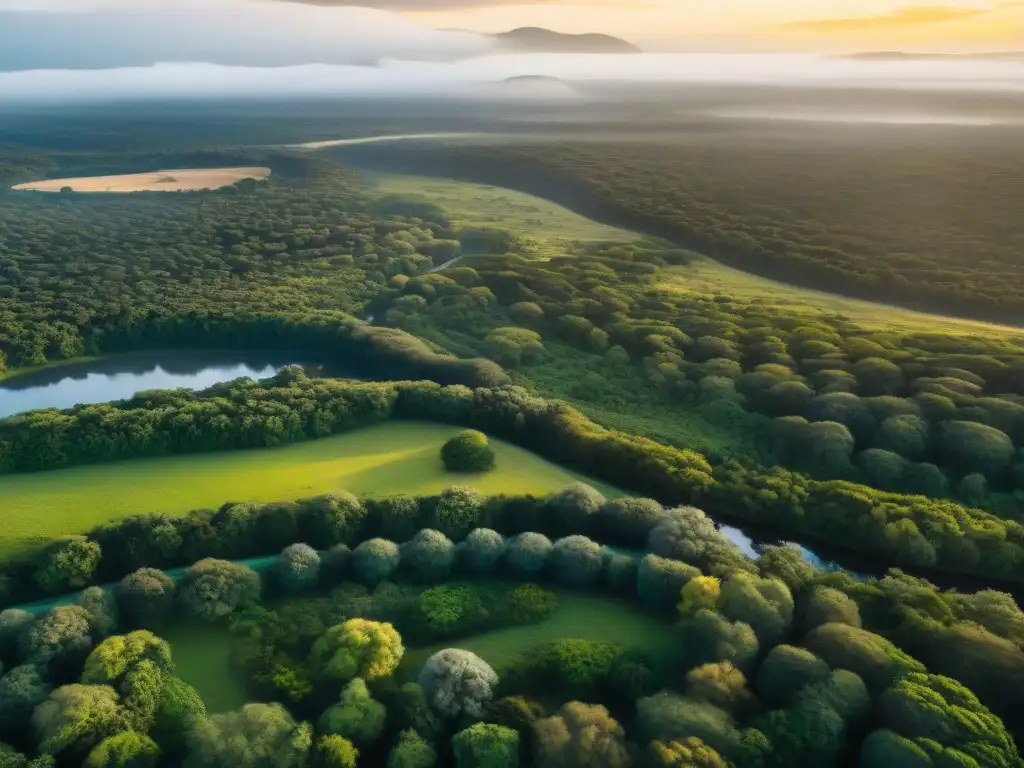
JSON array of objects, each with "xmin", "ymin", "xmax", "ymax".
[
  {"xmin": 3, "ymin": 120, "xmax": 1024, "ymax": 766},
  {"xmin": 330, "ymin": 133, "xmax": 1024, "ymax": 323},
  {"xmin": 2, "ymin": 485, "xmax": 1023, "ymax": 767}
]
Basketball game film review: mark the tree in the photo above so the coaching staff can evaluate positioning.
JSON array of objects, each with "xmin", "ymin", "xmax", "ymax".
[
  {"xmin": 34, "ymin": 537, "xmax": 101, "ymax": 594},
  {"xmin": 484, "ymin": 327, "xmax": 544, "ymax": 368},
  {"xmin": 457, "ymin": 529, "xmax": 505, "ymax": 572},
  {"xmin": 717, "ymin": 573, "xmax": 794, "ymax": 646},
  {"xmin": 82, "ymin": 631, "xmax": 173, "ymax": 686},
  {"xmin": 79, "ymin": 588, "xmax": 118, "ymax": 640},
  {"xmin": 184, "ymin": 703, "xmax": 312, "ymax": 768},
  {"xmin": 351, "ymin": 539, "xmax": 401, "ymax": 585},
  {"xmin": 276, "ymin": 544, "xmax": 321, "ymax": 592},
  {"xmin": 441, "ymin": 430, "xmax": 496, "ymax": 473},
  {"xmin": 756, "ymin": 545, "xmax": 816, "ymax": 594},
  {"xmin": 678, "ymin": 576, "xmax": 720, "ymax": 617},
  {"xmin": 315, "ymin": 735, "xmax": 358, "ymax": 768},
  {"xmin": 647, "ymin": 507, "xmax": 751, "ymax": 575},
  {"xmin": 678, "ymin": 609, "xmax": 759, "ymax": 674},
  {"xmin": 647, "ymin": 738, "xmax": 727, "ymax": 768},
  {"xmin": 684, "ymin": 662, "xmax": 755, "ymax": 716},
  {"xmin": 0, "ymin": 610, "xmax": 34, "ymax": 666},
  {"xmin": 177, "ymin": 559, "xmax": 260, "ymax": 622},
  {"xmin": 799, "ymin": 421, "xmax": 857, "ymax": 478},
  {"xmin": 546, "ymin": 484, "xmax": 606, "ymax": 536},
  {"xmin": 874, "ymin": 415, "xmax": 929, "ymax": 461},
  {"xmin": 0, "ymin": 664, "xmax": 51, "ymax": 741},
  {"xmin": 801, "ymin": 587, "xmax": 861, "ymax": 632},
  {"xmin": 756, "ymin": 645, "xmax": 830, "ymax": 708},
  {"xmin": 33, "ymin": 684, "xmax": 123, "ymax": 757},
  {"xmin": 84, "ymin": 731, "xmax": 159, "ymax": 768},
  {"xmin": 117, "ymin": 569, "xmax": 175, "ymax": 629},
  {"xmin": 856, "ymin": 449, "xmax": 906, "ymax": 492},
  {"xmin": 852, "ymin": 357, "xmax": 903, "ymax": 396},
  {"xmin": 303, "ymin": 493, "xmax": 367, "ymax": 549},
  {"xmin": 388, "ymin": 730, "xmax": 437, "ymax": 768},
  {"xmin": 152, "ymin": 677, "xmax": 205, "ymax": 755},
  {"xmin": 312, "ymin": 619, "xmax": 404, "ymax": 683},
  {"xmin": 318, "ymin": 679, "xmax": 386, "ymax": 747},
  {"xmin": 21, "ymin": 605, "xmax": 93, "ymax": 674},
  {"xmin": 504, "ymin": 532, "xmax": 553, "ymax": 576},
  {"xmin": 636, "ymin": 692, "xmax": 741, "ymax": 757},
  {"xmin": 427, "ymin": 487, "xmax": 483, "ymax": 539},
  {"xmin": 802, "ymin": 623, "xmax": 924, "ymax": 693},
  {"xmin": 501, "ymin": 584, "xmax": 557, "ymax": 624},
  {"xmin": 939, "ymin": 421, "xmax": 1014, "ymax": 478},
  {"xmin": 857, "ymin": 729, "xmax": 932, "ymax": 768},
  {"xmin": 550, "ymin": 536, "xmax": 604, "ymax": 587},
  {"xmin": 319, "ymin": 544, "xmax": 352, "ymax": 587},
  {"xmin": 419, "ymin": 649, "xmax": 498, "ymax": 718},
  {"xmin": 452, "ymin": 723, "xmax": 519, "ymax": 768},
  {"xmin": 533, "ymin": 702, "xmax": 630, "ymax": 768},
  {"xmin": 401, "ymin": 530, "xmax": 456, "ymax": 583},
  {"xmin": 599, "ymin": 497, "xmax": 664, "ymax": 548}
]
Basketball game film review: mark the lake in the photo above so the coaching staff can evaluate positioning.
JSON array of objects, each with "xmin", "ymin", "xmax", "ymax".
[{"xmin": 0, "ymin": 350, "xmax": 368, "ymax": 419}]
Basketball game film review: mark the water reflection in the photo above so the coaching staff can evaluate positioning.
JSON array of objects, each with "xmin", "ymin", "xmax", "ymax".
[{"xmin": 0, "ymin": 351, "xmax": 301, "ymax": 419}]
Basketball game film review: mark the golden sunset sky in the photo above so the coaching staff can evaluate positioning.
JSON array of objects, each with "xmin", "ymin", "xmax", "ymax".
[{"xmin": 402, "ymin": 0, "xmax": 1024, "ymax": 51}]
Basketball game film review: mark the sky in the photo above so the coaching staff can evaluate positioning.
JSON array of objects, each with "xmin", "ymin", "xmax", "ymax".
[{"xmin": 0, "ymin": 0, "xmax": 1021, "ymax": 54}]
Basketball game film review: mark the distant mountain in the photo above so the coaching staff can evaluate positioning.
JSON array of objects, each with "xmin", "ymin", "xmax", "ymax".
[
  {"xmin": 844, "ymin": 51, "xmax": 1024, "ymax": 60},
  {"xmin": 493, "ymin": 27, "xmax": 641, "ymax": 54}
]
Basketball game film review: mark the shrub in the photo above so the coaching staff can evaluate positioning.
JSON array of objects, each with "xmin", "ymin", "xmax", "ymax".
[
  {"xmin": 0, "ymin": 664, "xmax": 51, "ymax": 741},
  {"xmin": 684, "ymin": 661, "xmax": 756, "ymax": 715},
  {"xmin": 413, "ymin": 586, "xmax": 487, "ymax": 640},
  {"xmin": 117, "ymin": 569, "xmax": 175, "ymax": 629},
  {"xmin": 801, "ymin": 586, "xmax": 862, "ymax": 632},
  {"xmin": 647, "ymin": 737, "xmax": 727, "ymax": 768},
  {"xmin": 638, "ymin": 555, "xmax": 701, "ymax": 613},
  {"xmin": 304, "ymin": 492, "xmax": 368, "ymax": 548},
  {"xmin": 504, "ymin": 533, "xmax": 553, "ymax": 576},
  {"xmin": 939, "ymin": 421, "xmax": 1014, "ymax": 477},
  {"xmin": 457, "ymin": 529, "xmax": 505, "ymax": 572},
  {"xmin": 717, "ymin": 573, "xmax": 794, "ymax": 646},
  {"xmin": 276, "ymin": 543, "xmax": 321, "ymax": 593},
  {"xmin": 312, "ymin": 619, "xmax": 404, "ymax": 683},
  {"xmin": 679, "ymin": 609, "xmax": 759, "ymax": 674},
  {"xmin": 533, "ymin": 702, "xmax": 630, "ymax": 768},
  {"xmin": 319, "ymin": 678, "xmax": 386, "ymax": 747},
  {"xmin": 427, "ymin": 487, "xmax": 484, "ymax": 539},
  {"xmin": 756, "ymin": 645, "xmax": 831, "ymax": 708},
  {"xmin": 500, "ymin": 584, "xmax": 557, "ymax": 625},
  {"xmin": 33, "ymin": 684, "xmax": 123, "ymax": 757},
  {"xmin": 678, "ymin": 576, "xmax": 721, "ymax": 617},
  {"xmin": 546, "ymin": 483, "xmax": 606, "ymax": 536},
  {"xmin": 319, "ymin": 544, "xmax": 352, "ymax": 587},
  {"xmin": 533, "ymin": 639, "xmax": 620, "ymax": 698},
  {"xmin": 647, "ymin": 507, "xmax": 751, "ymax": 575},
  {"xmin": 84, "ymin": 731, "xmax": 159, "ymax": 768},
  {"xmin": 441, "ymin": 430, "xmax": 496, "ymax": 473},
  {"xmin": 388, "ymin": 729, "xmax": 437, "ymax": 768},
  {"xmin": 401, "ymin": 530, "xmax": 456, "ymax": 583},
  {"xmin": 550, "ymin": 536, "xmax": 604, "ymax": 587},
  {"xmin": 599, "ymin": 497, "xmax": 665, "ymax": 547},
  {"xmin": 316, "ymin": 735, "xmax": 358, "ymax": 768},
  {"xmin": 34, "ymin": 538, "xmax": 101, "ymax": 594},
  {"xmin": 185, "ymin": 702, "xmax": 312, "ymax": 767},
  {"xmin": 803, "ymin": 622, "xmax": 925, "ymax": 693},
  {"xmin": 352, "ymin": 539, "xmax": 401, "ymax": 585},
  {"xmin": 636, "ymin": 692, "xmax": 742, "ymax": 757}
]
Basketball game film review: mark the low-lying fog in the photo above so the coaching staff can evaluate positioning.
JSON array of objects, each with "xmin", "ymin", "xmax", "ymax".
[{"xmin": 2, "ymin": 54, "xmax": 1024, "ymax": 105}]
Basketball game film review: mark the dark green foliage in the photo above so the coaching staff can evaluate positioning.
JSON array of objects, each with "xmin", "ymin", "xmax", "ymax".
[
  {"xmin": 352, "ymin": 539, "xmax": 401, "ymax": 586},
  {"xmin": 441, "ymin": 430, "xmax": 496, "ymax": 473},
  {"xmin": 118, "ymin": 569, "xmax": 175, "ymax": 629},
  {"xmin": 151, "ymin": 677, "xmax": 205, "ymax": 755},
  {"xmin": 499, "ymin": 584, "xmax": 557, "ymax": 625},
  {"xmin": 411, "ymin": 586, "xmax": 488, "ymax": 641},
  {"xmin": 756, "ymin": 645, "xmax": 830, "ymax": 708},
  {"xmin": 34, "ymin": 538, "xmax": 101, "ymax": 594},
  {"xmin": 0, "ymin": 665, "xmax": 51, "ymax": 742},
  {"xmin": 303, "ymin": 493, "xmax": 368, "ymax": 550},
  {"xmin": 276, "ymin": 544, "xmax": 321, "ymax": 593},
  {"xmin": 550, "ymin": 535, "xmax": 604, "ymax": 587},
  {"xmin": 600, "ymin": 497, "xmax": 665, "ymax": 548},
  {"xmin": 177, "ymin": 559, "xmax": 260, "ymax": 622},
  {"xmin": 801, "ymin": 587, "xmax": 861, "ymax": 633},
  {"xmin": 388, "ymin": 730, "xmax": 436, "ymax": 768},
  {"xmin": 647, "ymin": 507, "xmax": 753, "ymax": 577},
  {"xmin": 678, "ymin": 609, "xmax": 759, "ymax": 674},
  {"xmin": 401, "ymin": 530, "xmax": 456, "ymax": 583},
  {"xmin": 636, "ymin": 691, "xmax": 742, "ymax": 757},
  {"xmin": 426, "ymin": 487, "xmax": 484, "ymax": 540},
  {"xmin": 546, "ymin": 484, "xmax": 606, "ymax": 537},
  {"xmin": 457, "ymin": 529, "xmax": 505, "ymax": 573},
  {"xmin": 717, "ymin": 574, "xmax": 794, "ymax": 646},
  {"xmin": 184, "ymin": 702, "xmax": 312, "ymax": 768},
  {"xmin": 522, "ymin": 639, "xmax": 621, "ymax": 699},
  {"xmin": 452, "ymin": 723, "xmax": 519, "ymax": 768},
  {"xmin": 319, "ymin": 545, "xmax": 352, "ymax": 587},
  {"xmin": 637, "ymin": 554, "xmax": 700, "ymax": 613},
  {"xmin": 504, "ymin": 533, "xmax": 553, "ymax": 577},
  {"xmin": 802, "ymin": 623, "xmax": 925, "ymax": 693},
  {"xmin": 0, "ymin": 610, "xmax": 33, "ymax": 666},
  {"xmin": 318, "ymin": 678, "xmax": 386, "ymax": 747}
]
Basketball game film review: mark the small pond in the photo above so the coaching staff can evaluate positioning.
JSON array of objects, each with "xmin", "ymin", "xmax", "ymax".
[{"xmin": 0, "ymin": 350, "xmax": 367, "ymax": 419}]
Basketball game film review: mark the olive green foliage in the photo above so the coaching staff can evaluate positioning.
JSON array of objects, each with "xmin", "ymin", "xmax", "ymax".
[
  {"xmin": 152, "ymin": 676, "xmax": 205, "ymax": 754},
  {"xmin": 647, "ymin": 507, "xmax": 751, "ymax": 576},
  {"xmin": 678, "ymin": 577, "xmax": 721, "ymax": 617},
  {"xmin": 84, "ymin": 731, "xmax": 159, "ymax": 768},
  {"xmin": 546, "ymin": 484, "xmax": 606, "ymax": 536},
  {"xmin": 177, "ymin": 559, "xmax": 260, "ymax": 622},
  {"xmin": 352, "ymin": 539, "xmax": 401, "ymax": 585},
  {"xmin": 312, "ymin": 619, "xmax": 404, "ymax": 683},
  {"xmin": 32, "ymin": 684, "xmax": 123, "ymax": 757},
  {"xmin": 184, "ymin": 702, "xmax": 312, "ymax": 768},
  {"xmin": 35, "ymin": 538, "xmax": 101, "ymax": 594},
  {"xmin": 679, "ymin": 609, "xmax": 759, "ymax": 674},
  {"xmin": 118, "ymin": 569, "xmax": 175, "ymax": 629},
  {"xmin": 801, "ymin": 587, "xmax": 861, "ymax": 633},
  {"xmin": 756, "ymin": 645, "xmax": 831, "ymax": 709},
  {"xmin": 533, "ymin": 702, "xmax": 631, "ymax": 768},
  {"xmin": 600, "ymin": 497, "xmax": 665, "ymax": 548},
  {"xmin": 21, "ymin": 605, "xmax": 93, "ymax": 672},
  {"xmin": 500, "ymin": 584, "xmax": 557, "ymax": 624},
  {"xmin": 442, "ymin": 430, "xmax": 496, "ymax": 473},
  {"xmin": 717, "ymin": 574, "xmax": 794, "ymax": 646},
  {"xmin": 304, "ymin": 493, "xmax": 367, "ymax": 550},
  {"xmin": 318, "ymin": 679, "xmax": 386, "ymax": 747},
  {"xmin": 638, "ymin": 555, "xmax": 700, "ymax": 613},
  {"xmin": 803, "ymin": 623, "xmax": 925, "ymax": 693},
  {"xmin": 412, "ymin": 586, "xmax": 487, "ymax": 640},
  {"xmin": 388, "ymin": 730, "xmax": 437, "ymax": 768},
  {"xmin": 684, "ymin": 662, "xmax": 755, "ymax": 716},
  {"xmin": 647, "ymin": 737, "xmax": 727, "ymax": 768},
  {"xmin": 315, "ymin": 735, "xmax": 358, "ymax": 768},
  {"xmin": 0, "ymin": 664, "xmax": 51, "ymax": 741},
  {"xmin": 527, "ymin": 639, "xmax": 621, "ymax": 699},
  {"xmin": 636, "ymin": 692, "xmax": 741, "ymax": 757},
  {"xmin": 427, "ymin": 487, "xmax": 484, "ymax": 540},
  {"xmin": 452, "ymin": 723, "xmax": 519, "ymax": 768},
  {"xmin": 82, "ymin": 631, "xmax": 173, "ymax": 686}
]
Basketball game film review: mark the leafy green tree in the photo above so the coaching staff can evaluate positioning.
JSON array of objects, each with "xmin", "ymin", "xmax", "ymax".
[
  {"xmin": 678, "ymin": 576, "xmax": 721, "ymax": 617},
  {"xmin": 501, "ymin": 584, "xmax": 557, "ymax": 624},
  {"xmin": 718, "ymin": 573, "xmax": 794, "ymax": 646},
  {"xmin": 79, "ymin": 588, "xmax": 118, "ymax": 641},
  {"xmin": 84, "ymin": 731, "xmax": 159, "ymax": 768},
  {"xmin": 755, "ymin": 645, "xmax": 830, "ymax": 708},
  {"xmin": 801, "ymin": 587, "xmax": 861, "ymax": 632},
  {"xmin": 0, "ymin": 610, "xmax": 34, "ymax": 666},
  {"xmin": 319, "ymin": 544, "xmax": 352, "ymax": 587},
  {"xmin": 939, "ymin": 421, "xmax": 1015, "ymax": 478},
  {"xmin": 550, "ymin": 535, "xmax": 604, "ymax": 587},
  {"xmin": 638, "ymin": 555, "xmax": 701, "ymax": 613},
  {"xmin": 636, "ymin": 692, "xmax": 741, "ymax": 757},
  {"xmin": 151, "ymin": 677, "xmax": 205, "ymax": 755},
  {"xmin": 546, "ymin": 483, "xmax": 606, "ymax": 536},
  {"xmin": 856, "ymin": 449, "xmax": 907, "ymax": 491},
  {"xmin": 318, "ymin": 679, "xmax": 386, "ymax": 747},
  {"xmin": 33, "ymin": 684, "xmax": 123, "ymax": 757},
  {"xmin": 756, "ymin": 545, "xmax": 815, "ymax": 594},
  {"xmin": 419, "ymin": 649, "xmax": 498, "ymax": 718},
  {"xmin": 315, "ymin": 735, "xmax": 358, "ymax": 768},
  {"xmin": 303, "ymin": 493, "xmax": 367, "ymax": 549},
  {"xmin": 647, "ymin": 507, "xmax": 751, "ymax": 576},
  {"xmin": 484, "ymin": 327, "xmax": 544, "ymax": 368},
  {"xmin": 852, "ymin": 357, "xmax": 903, "ymax": 396},
  {"xmin": 534, "ymin": 702, "xmax": 630, "ymax": 768},
  {"xmin": 401, "ymin": 530, "xmax": 456, "ymax": 583},
  {"xmin": 82, "ymin": 631, "xmax": 173, "ymax": 686},
  {"xmin": 599, "ymin": 497, "xmax": 664, "ymax": 548},
  {"xmin": 647, "ymin": 737, "xmax": 728, "ymax": 768},
  {"xmin": 388, "ymin": 729, "xmax": 436, "ymax": 768},
  {"xmin": 802, "ymin": 622, "xmax": 924, "ymax": 693},
  {"xmin": 312, "ymin": 619, "xmax": 404, "ymax": 683},
  {"xmin": 413, "ymin": 586, "xmax": 487, "ymax": 640},
  {"xmin": 0, "ymin": 664, "xmax": 51, "ymax": 742},
  {"xmin": 117, "ymin": 569, "xmax": 175, "ymax": 629},
  {"xmin": 34, "ymin": 537, "xmax": 101, "ymax": 594},
  {"xmin": 276, "ymin": 544, "xmax": 320, "ymax": 592},
  {"xmin": 427, "ymin": 486, "xmax": 483, "ymax": 539},
  {"xmin": 452, "ymin": 723, "xmax": 519, "ymax": 768},
  {"xmin": 874, "ymin": 415, "xmax": 929, "ymax": 461},
  {"xmin": 684, "ymin": 662, "xmax": 755, "ymax": 715},
  {"xmin": 177, "ymin": 559, "xmax": 260, "ymax": 622},
  {"xmin": 351, "ymin": 539, "xmax": 401, "ymax": 585},
  {"xmin": 504, "ymin": 532, "xmax": 552, "ymax": 576},
  {"xmin": 441, "ymin": 430, "xmax": 496, "ymax": 473},
  {"xmin": 678, "ymin": 609, "xmax": 759, "ymax": 674},
  {"xmin": 21, "ymin": 605, "xmax": 93, "ymax": 675},
  {"xmin": 185, "ymin": 703, "xmax": 312, "ymax": 768}
]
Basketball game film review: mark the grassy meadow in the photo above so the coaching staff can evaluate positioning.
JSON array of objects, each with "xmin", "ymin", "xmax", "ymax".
[
  {"xmin": 400, "ymin": 589, "xmax": 676, "ymax": 680},
  {"xmin": 160, "ymin": 620, "xmax": 249, "ymax": 713},
  {"xmin": 0, "ymin": 421, "xmax": 616, "ymax": 557}
]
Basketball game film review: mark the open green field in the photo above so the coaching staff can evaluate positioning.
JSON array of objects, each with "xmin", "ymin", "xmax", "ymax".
[
  {"xmin": 370, "ymin": 172, "xmax": 633, "ymax": 260},
  {"xmin": 0, "ymin": 421, "xmax": 616, "ymax": 557},
  {"xmin": 400, "ymin": 590, "xmax": 676, "ymax": 680},
  {"xmin": 160, "ymin": 621, "xmax": 248, "ymax": 713}
]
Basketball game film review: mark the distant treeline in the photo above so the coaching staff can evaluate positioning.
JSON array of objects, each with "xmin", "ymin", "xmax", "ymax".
[
  {"xmin": 3, "ymin": 373, "xmax": 1023, "ymax": 583},
  {"xmin": 329, "ymin": 137, "xmax": 1024, "ymax": 324}
]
